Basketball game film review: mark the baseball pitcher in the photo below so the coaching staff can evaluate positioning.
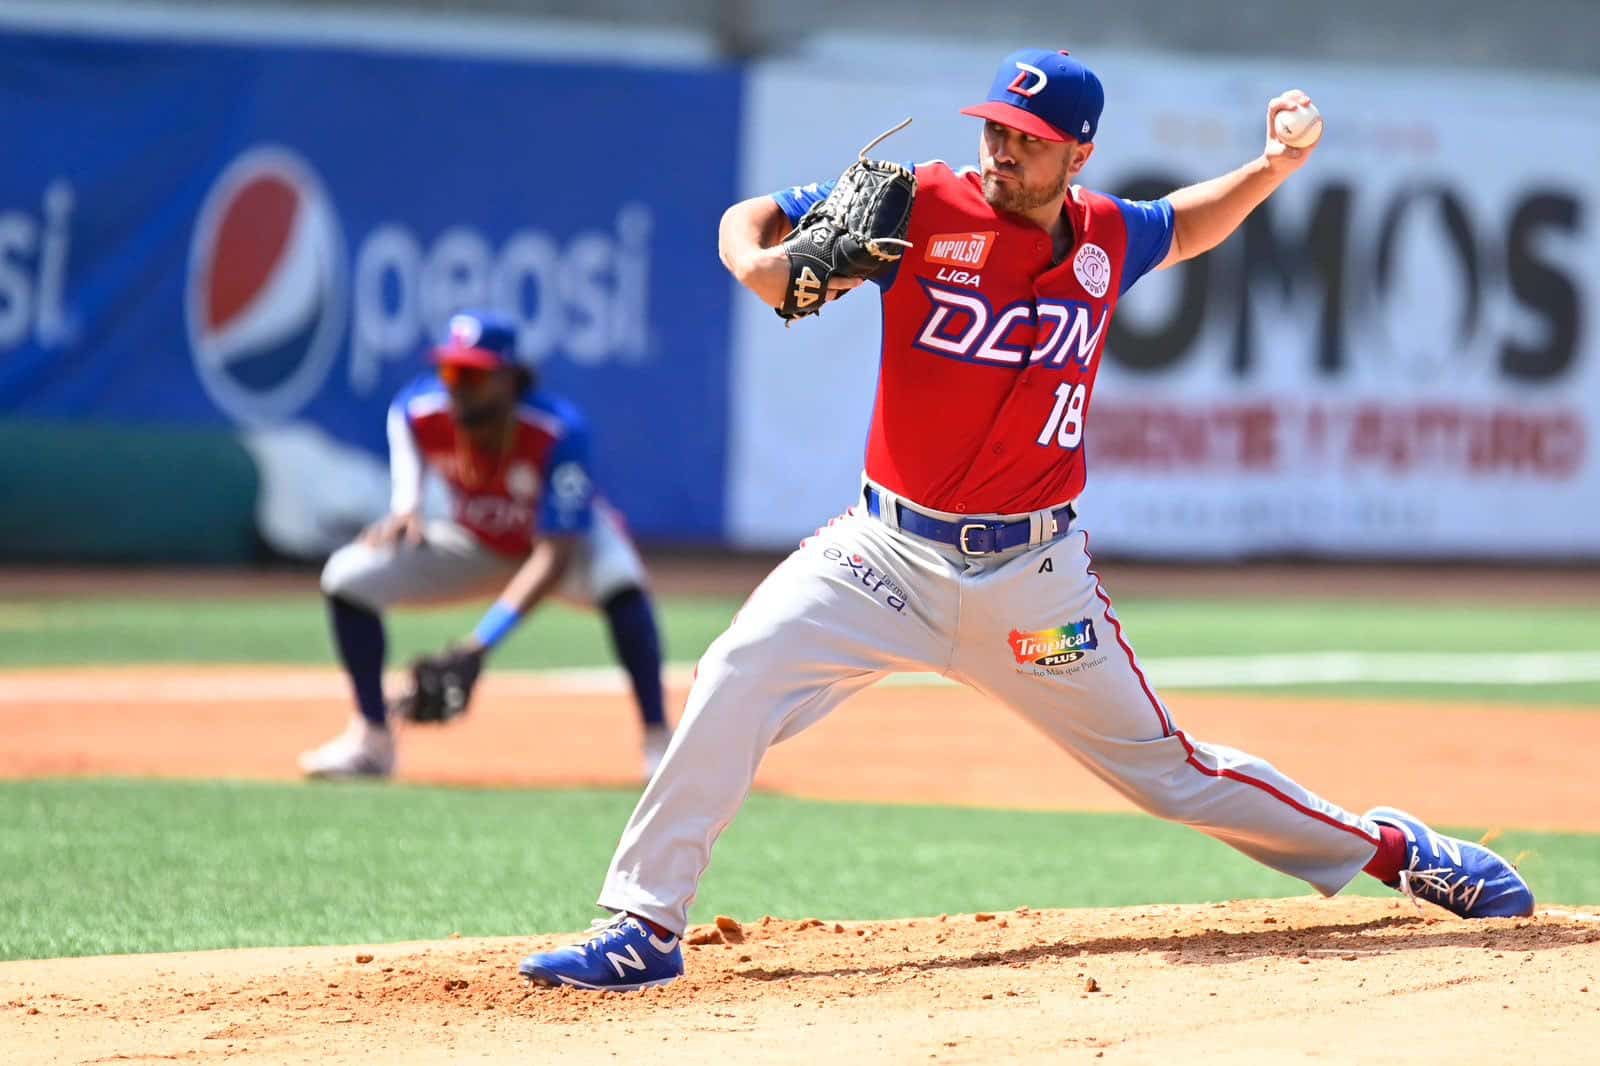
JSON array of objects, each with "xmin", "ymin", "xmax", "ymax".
[
  {"xmin": 517, "ymin": 49, "xmax": 1533, "ymax": 991},
  {"xmin": 299, "ymin": 310, "xmax": 672, "ymax": 780}
]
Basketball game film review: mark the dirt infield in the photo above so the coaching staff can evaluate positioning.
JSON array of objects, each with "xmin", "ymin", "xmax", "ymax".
[
  {"xmin": 5, "ymin": 666, "xmax": 1600, "ymax": 831},
  {"xmin": 6, "ymin": 665, "xmax": 1599, "ymax": 1062},
  {"xmin": 6, "ymin": 899, "xmax": 1598, "ymax": 1064}
]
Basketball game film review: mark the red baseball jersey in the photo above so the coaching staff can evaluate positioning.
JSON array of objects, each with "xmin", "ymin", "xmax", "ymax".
[
  {"xmin": 389, "ymin": 374, "xmax": 596, "ymax": 558},
  {"xmin": 774, "ymin": 161, "xmax": 1173, "ymax": 515}
]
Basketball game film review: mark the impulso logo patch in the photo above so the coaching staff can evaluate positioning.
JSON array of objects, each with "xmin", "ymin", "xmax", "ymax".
[
  {"xmin": 1007, "ymin": 619, "xmax": 1098, "ymax": 667},
  {"xmin": 925, "ymin": 232, "xmax": 996, "ymax": 270}
]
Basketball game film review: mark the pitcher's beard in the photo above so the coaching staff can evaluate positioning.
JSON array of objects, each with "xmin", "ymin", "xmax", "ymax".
[{"xmin": 982, "ymin": 168, "xmax": 1069, "ymax": 214}]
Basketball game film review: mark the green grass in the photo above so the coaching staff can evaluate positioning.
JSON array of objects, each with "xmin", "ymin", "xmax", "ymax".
[
  {"xmin": 2, "ymin": 594, "xmax": 1596, "ymax": 704},
  {"xmin": 1097, "ymin": 600, "xmax": 1600, "ymax": 706},
  {"xmin": 1118, "ymin": 601, "xmax": 1600, "ymax": 652},
  {"xmin": 0, "ymin": 596, "xmax": 737, "ymax": 673},
  {"xmin": 3, "ymin": 778, "xmax": 1594, "ymax": 962}
]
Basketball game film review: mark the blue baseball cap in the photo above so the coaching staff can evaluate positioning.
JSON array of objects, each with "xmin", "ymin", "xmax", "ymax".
[
  {"xmin": 960, "ymin": 48, "xmax": 1104, "ymax": 143},
  {"xmin": 432, "ymin": 309, "xmax": 520, "ymax": 370}
]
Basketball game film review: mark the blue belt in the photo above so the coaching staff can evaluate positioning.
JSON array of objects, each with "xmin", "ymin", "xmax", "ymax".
[{"xmin": 864, "ymin": 486, "xmax": 1074, "ymax": 556}]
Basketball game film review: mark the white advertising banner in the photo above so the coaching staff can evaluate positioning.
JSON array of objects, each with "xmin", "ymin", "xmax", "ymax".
[{"xmin": 729, "ymin": 42, "xmax": 1600, "ymax": 557}]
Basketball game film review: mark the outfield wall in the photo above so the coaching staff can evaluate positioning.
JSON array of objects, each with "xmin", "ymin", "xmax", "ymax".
[
  {"xmin": 0, "ymin": 18, "xmax": 738, "ymax": 555},
  {"xmin": 2, "ymin": 16, "xmax": 1596, "ymax": 560}
]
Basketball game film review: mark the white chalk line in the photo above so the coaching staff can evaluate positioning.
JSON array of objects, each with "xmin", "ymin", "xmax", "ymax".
[
  {"xmin": 1119, "ymin": 651, "xmax": 1600, "ymax": 688},
  {"xmin": 1, "ymin": 651, "xmax": 1598, "ymax": 705}
]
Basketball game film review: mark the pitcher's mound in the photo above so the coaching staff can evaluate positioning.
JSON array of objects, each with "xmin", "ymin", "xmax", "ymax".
[{"xmin": 6, "ymin": 898, "xmax": 1597, "ymax": 1064}]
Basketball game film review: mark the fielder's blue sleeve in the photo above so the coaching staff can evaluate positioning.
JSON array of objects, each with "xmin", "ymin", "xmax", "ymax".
[
  {"xmin": 1112, "ymin": 195, "xmax": 1176, "ymax": 295},
  {"xmin": 539, "ymin": 424, "xmax": 596, "ymax": 536}
]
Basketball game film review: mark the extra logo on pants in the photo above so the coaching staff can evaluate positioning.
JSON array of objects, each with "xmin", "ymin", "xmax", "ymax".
[{"xmin": 821, "ymin": 545, "xmax": 908, "ymax": 612}]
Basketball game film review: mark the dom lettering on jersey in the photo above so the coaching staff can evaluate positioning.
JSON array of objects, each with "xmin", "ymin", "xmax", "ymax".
[{"xmin": 913, "ymin": 284, "xmax": 1109, "ymax": 372}]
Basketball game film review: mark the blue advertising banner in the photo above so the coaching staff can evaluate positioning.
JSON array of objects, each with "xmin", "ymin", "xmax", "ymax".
[{"xmin": 0, "ymin": 27, "xmax": 739, "ymax": 543}]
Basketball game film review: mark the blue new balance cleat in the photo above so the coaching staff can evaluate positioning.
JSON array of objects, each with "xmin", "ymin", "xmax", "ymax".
[
  {"xmin": 519, "ymin": 914, "xmax": 683, "ymax": 991},
  {"xmin": 1366, "ymin": 807, "xmax": 1535, "ymax": 918}
]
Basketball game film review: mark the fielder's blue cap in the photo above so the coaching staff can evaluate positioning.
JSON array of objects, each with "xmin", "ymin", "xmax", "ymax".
[
  {"xmin": 960, "ymin": 48, "xmax": 1104, "ymax": 143},
  {"xmin": 432, "ymin": 309, "xmax": 520, "ymax": 369}
]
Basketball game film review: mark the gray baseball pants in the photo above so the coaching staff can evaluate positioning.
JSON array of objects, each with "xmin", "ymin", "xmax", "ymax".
[
  {"xmin": 320, "ymin": 503, "xmax": 646, "ymax": 610},
  {"xmin": 598, "ymin": 492, "xmax": 1380, "ymax": 934}
]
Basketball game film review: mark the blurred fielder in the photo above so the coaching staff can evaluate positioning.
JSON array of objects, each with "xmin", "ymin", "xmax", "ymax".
[{"xmin": 299, "ymin": 310, "xmax": 672, "ymax": 780}]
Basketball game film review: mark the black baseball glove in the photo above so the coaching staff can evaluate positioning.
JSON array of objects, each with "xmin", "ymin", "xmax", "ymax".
[
  {"xmin": 390, "ymin": 645, "xmax": 484, "ymax": 724},
  {"xmin": 776, "ymin": 119, "xmax": 917, "ymax": 323}
]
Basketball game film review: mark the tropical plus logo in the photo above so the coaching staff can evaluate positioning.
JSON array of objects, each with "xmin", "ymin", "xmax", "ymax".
[
  {"xmin": 186, "ymin": 145, "xmax": 346, "ymax": 424},
  {"xmin": 1007, "ymin": 619, "xmax": 1098, "ymax": 667}
]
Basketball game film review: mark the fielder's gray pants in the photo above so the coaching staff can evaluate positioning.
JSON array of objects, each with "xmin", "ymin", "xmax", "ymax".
[{"xmin": 320, "ymin": 504, "xmax": 646, "ymax": 610}]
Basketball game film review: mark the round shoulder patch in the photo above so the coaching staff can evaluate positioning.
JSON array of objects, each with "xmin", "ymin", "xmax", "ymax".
[
  {"xmin": 1072, "ymin": 242, "xmax": 1112, "ymax": 299},
  {"xmin": 505, "ymin": 462, "xmax": 540, "ymax": 501}
]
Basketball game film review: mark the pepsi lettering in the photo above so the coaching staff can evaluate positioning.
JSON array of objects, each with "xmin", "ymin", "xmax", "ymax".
[
  {"xmin": 188, "ymin": 144, "xmax": 657, "ymax": 423},
  {"xmin": 350, "ymin": 204, "xmax": 653, "ymax": 391},
  {"xmin": 0, "ymin": 180, "xmax": 74, "ymax": 351}
]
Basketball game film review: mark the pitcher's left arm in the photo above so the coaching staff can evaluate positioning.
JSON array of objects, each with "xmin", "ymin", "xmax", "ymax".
[{"xmin": 1157, "ymin": 90, "xmax": 1320, "ymax": 269}]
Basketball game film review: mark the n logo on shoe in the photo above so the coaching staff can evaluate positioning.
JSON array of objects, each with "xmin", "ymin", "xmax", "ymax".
[
  {"xmin": 606, "ymin": 945, "xmax": 648, "ymax": 977},
  {"xmin": 1426, "ymin": 829, "xmax": 1464, "ymax": 866}
]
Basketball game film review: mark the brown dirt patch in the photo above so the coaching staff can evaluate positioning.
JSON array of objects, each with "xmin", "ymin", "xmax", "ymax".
[
  {"xmin": 6, "ymin": 667, "xmax": 1599, "ymax": 1060},
  {"xmin": 6, "ymin": 566, "xmax": 1596, "ymax": 1062},
  {"xmin": 5, "ymin": 899, "xmax": 1598, "ymax": 1064},
  {"xmin": 3, "ymin": 666, "xmax": 1598, "ymax": 832}
]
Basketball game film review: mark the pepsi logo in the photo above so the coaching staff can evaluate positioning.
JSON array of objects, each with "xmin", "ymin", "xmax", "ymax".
[{"xmin": 186, "ymin": 145, "xmax": 346, "ymax": 423}]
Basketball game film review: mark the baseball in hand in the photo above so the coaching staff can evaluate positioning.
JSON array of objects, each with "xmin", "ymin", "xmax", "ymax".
[{"xmin": 1273, "ymin": 101, "xmax": 1324, "ymax": 149}]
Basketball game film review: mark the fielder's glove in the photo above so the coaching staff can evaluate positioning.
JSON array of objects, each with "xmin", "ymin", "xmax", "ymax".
[
  {"xmin": 391, "ymin": 645, "xmax": 484, "ymax": 724},
  {"xmin": 776, "ymin": 118, "xmax": 917, "ymax": 323}
]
